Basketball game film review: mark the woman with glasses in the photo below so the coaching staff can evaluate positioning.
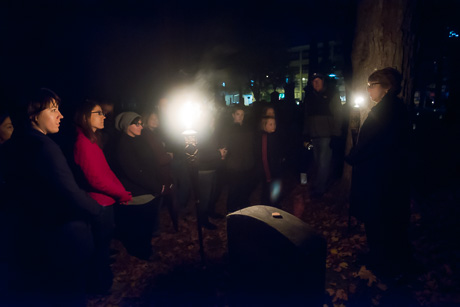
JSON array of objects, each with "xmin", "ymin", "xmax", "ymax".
[
  {"xmin": 346, "ymin": 67, "xmax": 413, "ymax": 281},
  {"xmin": 112, "ymin": 112, "xmax": 163, "ymax": 260},
  {"xmin": 73, "ymin": 100, "xmax": 132, "ymax": 293}
]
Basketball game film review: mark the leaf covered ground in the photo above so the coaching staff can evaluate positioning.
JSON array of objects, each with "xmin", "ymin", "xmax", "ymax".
[{"xmin": 87, "ymin": 174, "xmax": 460, "ymax": 307}]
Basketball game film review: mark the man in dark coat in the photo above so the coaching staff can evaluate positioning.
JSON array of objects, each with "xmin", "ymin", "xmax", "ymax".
[
  {"xmin": 346, "ymin": 68, "xmax": 412, "ymax": 280},
  {"xmin": 303, "ymin": 73, "xmax": 343, "ymax": 197},
  {"xmin": 222, "ymin": 106, "xmax": 256, "ymax": 213}
]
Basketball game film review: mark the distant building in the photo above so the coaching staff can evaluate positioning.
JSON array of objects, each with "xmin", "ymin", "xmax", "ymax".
[{"xmin": 224, "ymin": 93, "xmax": 253, "ymax": 106}]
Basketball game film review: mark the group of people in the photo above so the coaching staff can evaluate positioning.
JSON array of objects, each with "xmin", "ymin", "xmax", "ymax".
[
  {"xmin": 0, "ymin": 66, "xmax": 414, "ymax": 304},
  {"xmin": 0, "ymin": 88, "xmax": 297, "ymax": 305},
  {"xmin": 0, "ymin": 92, "xmax": 178, "ymax": 305}
]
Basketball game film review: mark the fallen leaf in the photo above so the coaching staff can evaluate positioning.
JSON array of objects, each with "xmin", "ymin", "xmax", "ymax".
[
  {"xmin": 372, "ymin": 298, "xmax": 380, "ymax": 305},
  {"xmin": 367, "ymin": 275, "xmax": 377, "ymax": 287},
  {"xmin": 332, "ymin": 289, "xmax": 348, "ymax": 302},
  {"xmin": 377, "ymin": 283, "xmax": 387, "ymax": 291},
  {"xmin": 339, "ymin": 262, "xmax": 348, "ymax": 269},
  {"xmin": 349, "ymin": 283, "xmax": 357, "ymax": 294},
  {"xmin": 357, "ymin": 265, "xmax": 377, "ymax": 287},
  {"xmin": 330, "ymin": 249, "xmax": 338, "ymax": 255}
]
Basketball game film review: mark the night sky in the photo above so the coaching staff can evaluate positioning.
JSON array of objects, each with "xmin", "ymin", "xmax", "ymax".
[{"xmin": 1, "ymin": 0, "xmax": 356, "ymax": 107}]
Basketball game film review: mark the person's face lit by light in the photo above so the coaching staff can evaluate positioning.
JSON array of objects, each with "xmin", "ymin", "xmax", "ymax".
[
  {"xmin": 264, "ymin": 118, "xmax": 276, "ymax": 134},
  {"xmin": 127, "ymin": 120, "xmax": 143, "ymax": 137},
  {"xmin": 32, "ymin": 99, "xmax": 63, "ymax": 135},
  {"xmin": 232, "ymin": 110, "xmax": 244, "ymax": 125},
  {"xmin": 367, "ymin": 82, "xmax": 389, "ymax": 103},
  {"xmin": 0, "ymin": 116, "xmax": 13, "ymax": 144},
  {"xmin": 90, "ymin": 105, "xmax": 106, "ymax": 132}
]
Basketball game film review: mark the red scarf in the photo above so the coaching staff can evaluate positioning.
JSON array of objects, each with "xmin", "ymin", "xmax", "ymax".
[{"xmin": 262, "ymin": 133, "xmax": 271, "ymax": 183}]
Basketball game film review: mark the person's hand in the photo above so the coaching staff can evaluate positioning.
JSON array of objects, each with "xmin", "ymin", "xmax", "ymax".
[
  {"xmin": 120, "ymin": 191, "xmax": 132, "ymax": 204},
  {"xmin": 303, "ymin": 141, "xmax": 313, "ymax": 150}
]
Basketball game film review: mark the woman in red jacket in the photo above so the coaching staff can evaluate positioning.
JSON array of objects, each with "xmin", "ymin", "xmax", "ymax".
[{"xmin": 73, "ymin": 100, "xmax": 132, "ymax": 294}]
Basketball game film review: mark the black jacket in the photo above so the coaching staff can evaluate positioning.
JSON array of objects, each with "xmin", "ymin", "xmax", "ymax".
[
  {"xmin": 3, "ymin": 128, "xmax": 101, "ymax": 225},
  {"xmin": 222, "ymin": 123, "xmax": 254, "ymax": 172},
  {"xmin": 303, "ymin": 88, "xmax": 342, "ymax": 138},
  {"xmin": 114, "ymin": 133, "xmax": 162, "ymax": 197},
  {"xmin": 345, "ymin": 94, "xmax": 410, "ymax": 223},
  {"xmin": 197, "ymin": 128, "xmax": 223, "ymax": 171}
]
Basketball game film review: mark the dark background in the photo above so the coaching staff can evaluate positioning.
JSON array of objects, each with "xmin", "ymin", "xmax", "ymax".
[
  {"xmin": 1, "ymin": 0, "xmax": 356, "ymax": 106},
  {"xmin": 1, "ymin": 1, "xmax": 459, "ymax": 118}
]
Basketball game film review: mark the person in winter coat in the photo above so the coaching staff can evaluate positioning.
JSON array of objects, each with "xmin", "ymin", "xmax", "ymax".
[
  {"xmin": 141, "ymin": 111, "xmax": 178, "ymax": 232},
  {"xmin": 222, "ymin": 106, "xmax": 255, "ymax": 213},
  {"xmin": 303, "ymin": 73, "xmax": 342, "ymax": 197},
  {"xmin": 254, "ymin": 116, "xmax": 284, "ymax": 207},
  {"xmin": 73, "ymin": 99, "xmax": 132, "ymax": 293},
  {"xmin": 1, "ymin": 88, "xmax": 101, "ymax": 306},
  {"xmin": 112, "ymin": 112, "xmax": 163, "ymax": 260},
  {"xmin": 141, "ymin": 111, "xmax": 173, "ymax": 191},
  {"xmin": 345, "ymin": 67, "xmax": 413, "ymax": 280},
  {"xmin": 196, "ymin": 114, "xmax": 227, "ymax": 229}
]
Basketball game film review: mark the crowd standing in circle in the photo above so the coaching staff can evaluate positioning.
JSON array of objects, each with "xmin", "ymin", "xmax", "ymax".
[{"xmin": 0, "ymin": 68, "xmax": 413, "ymax": 304}]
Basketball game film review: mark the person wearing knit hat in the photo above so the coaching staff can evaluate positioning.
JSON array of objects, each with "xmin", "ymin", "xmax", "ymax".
[
  {"xmin": 115, "ymin": 111, "xmax": 141, "ymax": 133},
  {"xmin": 111, "ymin": 111, "xmax": 163, "ymax": 260}
]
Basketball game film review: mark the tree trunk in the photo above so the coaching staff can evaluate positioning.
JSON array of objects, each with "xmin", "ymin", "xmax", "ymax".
[{"xmin": 341, "ymin": 0, "xmax": 418, "ymax": 196}]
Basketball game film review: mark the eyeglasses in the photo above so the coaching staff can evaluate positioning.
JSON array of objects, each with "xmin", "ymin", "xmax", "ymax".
[
  {"xmin": 134, "ymin": 122, "xmax": 143, "ymax": 127},
  {"xmin": 367, "ymin": 82, "xmax": 381, "ymax": 89},
  {"xmin": 91, "ymin": 111, "xmax": 106, "ymax": 116}
]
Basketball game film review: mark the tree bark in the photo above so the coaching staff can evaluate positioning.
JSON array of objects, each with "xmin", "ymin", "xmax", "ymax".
[{"xmin": 341, "ymin": 0, "xmax": 418, "ymax": 196}]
